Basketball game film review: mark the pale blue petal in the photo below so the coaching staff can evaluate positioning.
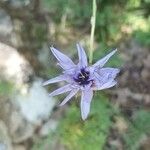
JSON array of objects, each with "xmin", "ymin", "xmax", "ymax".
[
  {"xmin": 63, "ymin": 67, "xmax": 77, "ymax": 75},
  {"xmin": 97, "ymin": 67, "xmax": 120, "ymax": 80},
  {"xmin": 50, "ymin": 47, "xmax": 76, "ymax": 70},
  {"xmin": 80, "ymin": 89, "xmax": 93, "ymax": 120},
  {"xmin": 76, "ymin": 43, "xmax": 88, "ymax": 68},
  {"xmin": 42, "ymin": 75, "xmax": 65, "ymax": 86},
  {"xmin": 49, "ymin": 84, "xmax": 72, "ymax": 97},
  {"xmin": 96, "ymin": 79, "xmax": 117, "ymax": 90},
  {"xmin": 93, "ymin": 49, "xmax": 117, "ymax": 68},
  {"xmin": 93, "ymin": 72, "xmax": 108, "ymax": 88},
  {"xmin": 93, "ymin": 67, "xmax": 119, "ymax": 90},
  {"xmin": 59, "ymin": 88, "xmax": 79, "ymax": 106}
]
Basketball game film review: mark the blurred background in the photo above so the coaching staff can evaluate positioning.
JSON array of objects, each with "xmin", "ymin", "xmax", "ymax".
[{"xmin": 0, "ymin": 0, "xmax": 150, "ymax": 150}]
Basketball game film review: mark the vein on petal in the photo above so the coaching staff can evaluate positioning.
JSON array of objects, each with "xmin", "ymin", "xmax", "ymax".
[
  {"xmin": 98, "ymin": 67, "xmax": 120, "ymax": 79},
  {"xmin": 42, "ymin": 75, "xmax": 65, "ymax": 86},
  {"xmin": 49, "ymin": 84, "xmax": 72, "ymax": 97},
  {"xmin": 59, "ymin": 88, "xmax": 79, "ymax": 106},
  {"xmin": 50, "ymin": 47, "xmax": 75, "ymax": 70},
  {"xmin": 76, "ymin": 43, "xmax": 88, "ymax": 68},
  {"xmin": 94, "ymin": 79, "xmax": 117, "ymax": 90},
  {"xmin": 80, "ymin": 89, "xmax": 93, "ymax": 120}
]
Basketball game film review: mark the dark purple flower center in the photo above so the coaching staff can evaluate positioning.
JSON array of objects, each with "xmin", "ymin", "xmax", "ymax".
[{"xmin": 74, "ymin": 68, "xmax": 91, "ymax": 85}]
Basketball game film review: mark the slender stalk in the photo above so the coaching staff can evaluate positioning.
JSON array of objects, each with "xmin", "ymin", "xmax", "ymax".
[{"xmin": 89, "ymin": 0, "xmax": 97, "ymax": 64}]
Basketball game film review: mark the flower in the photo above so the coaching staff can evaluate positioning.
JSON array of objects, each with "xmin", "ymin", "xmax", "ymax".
[{"xmin": 43, "ymin": 44, "xmax": 120, "ymax": 120}]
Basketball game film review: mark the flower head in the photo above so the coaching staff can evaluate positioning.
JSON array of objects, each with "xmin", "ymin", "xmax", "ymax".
[{"xmin": 43, "ymin": 44, "xmax": 120, "ymax": 120}]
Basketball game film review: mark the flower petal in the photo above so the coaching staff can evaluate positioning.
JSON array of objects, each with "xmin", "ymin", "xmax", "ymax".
[
  {"xmin": 63, "ymin": 67, "xmax": 76, "ymax": 75},
  {"xmin": 80, "ymin": 89, "xmax": 93, "ymax": 120},
  {"xmin": 97, "ymin": 67, "xmax": 120, "ymax": 79},
  {"xmin": 49, "ymin": 84, "xmax": 72, "ymax": 97},
  {"xmin": 76, "ymin": 43, "xmax": 88, "ymax": 68},
  {"xmin": 96, "ymin": 79, "xmax": 117, "ymax": 90},
  {"xmin": 93, "ymin": 67, "xmax": 119, "ymax": 88},
  {"xmin": 42, "ymin": 75, "xmax": 66, "ymax": 86},
  {"xmin": 59, "ymin": 88, "xmax": 79, "ymax": 106},
  {"xmin": 50, "ymin": 46, "xmax": 76, "ymax": 70},
  {"xmin": 93, "ymin": 79, "xmax": 117, "ymax": 90},
  {"xmin": 93, "ymin": 49, "xmax": 117, "ymax": 68}
]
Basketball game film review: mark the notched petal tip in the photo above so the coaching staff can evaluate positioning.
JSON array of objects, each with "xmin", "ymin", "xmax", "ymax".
[{"xmin": 48, "ymin": 84, "xmax": 72, "ymax": 97}]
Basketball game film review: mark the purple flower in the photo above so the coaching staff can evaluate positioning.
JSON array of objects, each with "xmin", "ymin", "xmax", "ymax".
[{"xmin": 43, "ymin": 44, "xmax": 120, "ymax": 120}]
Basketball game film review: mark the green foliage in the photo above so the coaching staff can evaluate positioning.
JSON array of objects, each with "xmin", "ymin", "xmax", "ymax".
[
  {"xmin": 33, "ymin": 23, "xmax": 47, "ymax": 45},
  {"xmin": 124, "ymin": 11, "xmax": 150, "ymax": 46},
  {"xmin": 95, "ymin": 4, "xmax": 125, "ymax": 43},
  {"xmin": 43, "ymin": 0, "xmax": 91, "ymax": 25},
  {"xmin": 43, "ymin": 0, "xmax": 127, "ymax": 43},
  {"xmin": 134, "ymin": 29, "xmax": 150, "ymax": 46},
  {"xmin": 43, "ymin": 0, "xmax": 149, "ymax": 46},
  {"xmin": 32, "ymin": 94, "xmax": 115, "ymax": 150},
  {"xmin": 127, "ymin": 0, "xmax": 141, "ymax": 7},
  {"xmin": 124, "ymin": 110, "xmax": 150, "ymax": 150},
  {"xmin": 0, "ymin": 80, "xmax": 13, "ymax": 96},
  {"xmin": 57, "ymin": 93, "xmax": 114, "ymax": 150}
]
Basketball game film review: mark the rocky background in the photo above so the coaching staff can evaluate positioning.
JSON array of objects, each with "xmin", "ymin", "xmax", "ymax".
[{"xmin": 0, "ymin": 0, "xmax": 150, "ymax": 150}]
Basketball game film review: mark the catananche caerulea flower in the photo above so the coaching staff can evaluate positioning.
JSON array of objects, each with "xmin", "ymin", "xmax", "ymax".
[{"xmin": 43, "ymin": 44, "xmax": 120, "ymax": 120}]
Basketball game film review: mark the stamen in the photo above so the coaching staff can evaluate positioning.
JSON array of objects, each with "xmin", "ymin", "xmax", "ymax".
[
  {"xmin": 84, "ymin": 72, "xmax": 88, "ymax": 77},
  {"xmin": 74, "ymin": 68, "xmax": 92, "ymax": 85},
  {"xmin": 79, "ymin": 76, "xmax": 83, "ymax": 79},
  {"xmin": 80, "ymin": 72, "xmax": 85, "ymax": 78}
]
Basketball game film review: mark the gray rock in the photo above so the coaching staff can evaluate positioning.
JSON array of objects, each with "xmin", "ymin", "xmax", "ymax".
[
  {"xmin": 13, "ymin": 145, "xmax": 26, "ymax": 150},
  {"xmin": 0, "ymin": 121, "xmax": 13, "ymax": 150},
  {"xmin": 11, "ymin": 19, "xmax": 24, "ymax": 48},
  {"xmin": 38, "ymin": 44, "xmax": 51, "ymax": 67},
  {"xmin": 0, "ymin": 9, "xmax": 13, "ymax": 43},
  {"xmin": 39, "ymin": 119, "xmax": 58, "ymax": 137},
  {"xmin": 0, "ymin": 42, "xmax": 33, "ymax": 85},
  {"xmin": 9, "ymin": 0, "xmax": 30, "ymax": 8},
  {"xmin": 9, "ymin": 110, "xmax": 34, "ymax": 143},
  {"xmin": 0, "ymin": 96, "xmax": 34, "ymax": 144},
  {"xmin": 16, "ymin": 79, "xmax": 56, "ymax": 125}
]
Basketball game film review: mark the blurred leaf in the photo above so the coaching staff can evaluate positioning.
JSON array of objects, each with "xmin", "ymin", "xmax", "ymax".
[
  {"xmin": 134, "ymin": 29, "xmax": 150, "ymax": 46},
  {"xmin": 0, "ymin": 80, "xmax": 13, "ymax": 96}
]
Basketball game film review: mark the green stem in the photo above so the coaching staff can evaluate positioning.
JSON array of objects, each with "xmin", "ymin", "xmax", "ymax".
[{"xmin": 89, "ymin": 0, "xmax": 97, "ymax": 64}]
